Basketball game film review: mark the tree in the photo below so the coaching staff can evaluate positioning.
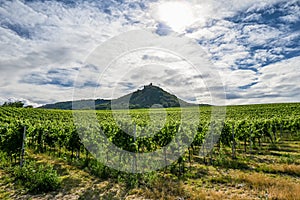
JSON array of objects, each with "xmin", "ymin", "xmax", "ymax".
[{"xmin": 2, "ymin": 101, "xmax": 24, "ymax": 108}]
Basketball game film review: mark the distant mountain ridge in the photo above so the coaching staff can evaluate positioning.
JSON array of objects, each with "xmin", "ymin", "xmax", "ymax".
[
  {"xmin": 39, "ymin": 84, "xmax": 200, "ymax": 110},
  {"xmin": 40, "ymin": 99, "xmax": 110, "ymax": 110}
]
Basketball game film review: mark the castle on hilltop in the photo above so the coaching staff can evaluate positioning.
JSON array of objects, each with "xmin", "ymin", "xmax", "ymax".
[{"xmin": 144, "ymin": 83, "xmax": 153, "ymax": 89}]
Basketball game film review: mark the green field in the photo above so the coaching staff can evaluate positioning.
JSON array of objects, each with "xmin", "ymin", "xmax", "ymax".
[{"xmin": 0, "ymin": 103, "xmax": 300, "ymax": 199}]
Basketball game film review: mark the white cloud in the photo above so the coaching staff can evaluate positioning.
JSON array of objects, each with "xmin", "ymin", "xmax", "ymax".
[
  {"xmin": 226, "ymin": 56, "xmax": 300, "ymax": 105},
  {"xmin": 222, "ymin": 69, "xmax": 257, "ymax": 88},
  {"xmin": 0, "ymin": 0, "xmax": 299, "ymax": 106},
  {"xmin": 0, "ymin": 0, "xmax": 156, "ymax": 105},
  {"xmin": 0, "ymin": 97, "xmax": 41, "ymax": 108},
  {"xmin": 242, "ymin": 24, "xmax": 281, "ymax": 46},
  {"xmin": 280, "ymin": 14, "xmax": 300, "ymax": 23},
  {"xmin": 257, "ymin": 56, "xmax": 300, "ymax": 95},
  {"xmin": 151, "ymin": 0, "xmax": 285, "ymax": 31}
]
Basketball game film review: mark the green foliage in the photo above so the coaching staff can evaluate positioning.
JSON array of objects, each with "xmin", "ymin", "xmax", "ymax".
[
  {"xmin": 2, "ymin": 101, "xmax": 24, "ymax": 108},
  {"xmin": 88, "ymin": 160, "xmax": 111, "ymax": 179},
  {"xmin": 0, "ymin": 123, "xmax": 24, "ymax": 158},
  {"xmin": 279, "ymin": 154, "xmax": 297, "ymax": 164},
  {"xmin": 0, "ymin": 103, "xmax": 299, "ymax": 183},
  {"xmin": 0, "ymin": 151, "xmax": 9, "ymax": 168},
  {"xmin": 214, "ymin": 157, "xmax": 249, "ymax": 170},
  {"xmin": 13, "ymin": 161, "xmax": 61, "ymax": 194}
]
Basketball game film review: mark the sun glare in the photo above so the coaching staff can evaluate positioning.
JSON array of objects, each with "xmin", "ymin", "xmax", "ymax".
[{"xmin": 156, "ymin": 1, "xmax": 195, "ymax": 32}]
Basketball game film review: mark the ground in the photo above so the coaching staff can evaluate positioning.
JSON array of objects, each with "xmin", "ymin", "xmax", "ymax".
[{"xmin": 0, "ymin": 140, "xmax": 299, "ymax": 200}]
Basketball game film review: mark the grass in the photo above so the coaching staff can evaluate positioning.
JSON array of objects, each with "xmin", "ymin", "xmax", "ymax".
[
  {"xmin": 233, "ymin": 172, "xmax": 300, "ymax": 200},
  {"xmin": 256, "ymin": 163, "xmax": 300, "ymax": 176},
  {"xmin": 0, "ymin": 170, "xmax": 12, "ymax": 200}
]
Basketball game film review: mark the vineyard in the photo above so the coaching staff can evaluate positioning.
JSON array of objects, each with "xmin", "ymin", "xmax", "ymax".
[{"xmin": 0, "ymin": 103, "xmax": 300, "ymax": 199}]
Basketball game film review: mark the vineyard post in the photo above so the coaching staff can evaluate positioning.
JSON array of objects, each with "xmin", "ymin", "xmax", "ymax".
[
  {"xmin": 258, "ymin": 132, "xmax": 261, "ymax": 149},
  {"xmin": 202, "ymin": 145, "xmax": 206, "ymax": 164},
  {"xmin": 232, "ymin": 124, "xmax": 236, "ymax": 159},
  {"xmin": 188, "ymin": 146, "xmax": 192, "ymax": 169},
  {"xmin": 132, "ymin": 123, "xmax": 137, "ymax": 173},
  {"xmin": 280, "ymin": 123, "xmax": 283, "ymax": 139},
  {"xmin": 164, "ymin": 148, "xmax": 167, "ymax": 171},
  {"xmin": 20, "ymin": 126, "xmax": 26, "ymax": 167},
  {"xmin": 209, "ymin": 133, "xmax": 213, "ymax": 165},
  {"xmin": 250, "ymin": 129, "xmax": 253, "ymax": 157},
  {"xmin": 244, "ymin": 137, "xmax": 247, "ymax": 153},
  {"xmin": 273, "ymin": 125, "xmax": 277, "ymax": 142}
]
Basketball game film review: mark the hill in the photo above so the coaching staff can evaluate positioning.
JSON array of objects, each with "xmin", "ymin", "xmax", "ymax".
[
  {"xmin": 40, "ymin": 99, "xmax": 110, "ymax": 110},
  {"xmin": 39, "ymin": 84, "xmax": 198, "ymax": 110}
]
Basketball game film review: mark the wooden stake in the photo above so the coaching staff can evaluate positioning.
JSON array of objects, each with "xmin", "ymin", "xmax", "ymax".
[
  {"xmin": 232, "ymin": 124, "xmax": 236, "ymax": 159},
  {"xmin": 20, "ymin": 126, "xmax": 26, "ymax": 167}
]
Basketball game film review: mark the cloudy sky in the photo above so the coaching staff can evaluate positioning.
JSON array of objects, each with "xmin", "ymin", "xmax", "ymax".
[{"xmin": 0, "ymin": 0, "xmax": 299, "ymax": 106}]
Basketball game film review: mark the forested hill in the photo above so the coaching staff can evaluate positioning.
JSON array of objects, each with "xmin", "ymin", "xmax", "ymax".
[{"xmin": 39, "ymin": 84, "xmax": 199, "ymax": 110}]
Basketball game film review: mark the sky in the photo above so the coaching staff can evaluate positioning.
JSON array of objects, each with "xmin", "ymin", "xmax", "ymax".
[{"xmin": 0, "ymin": 0, "xmax": 299, "ymax": 107}]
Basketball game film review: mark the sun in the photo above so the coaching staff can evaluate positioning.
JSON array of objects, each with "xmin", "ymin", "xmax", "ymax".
[{"xmin": 156, "ymin": 1, "xmax": 195, "ymax": 32}]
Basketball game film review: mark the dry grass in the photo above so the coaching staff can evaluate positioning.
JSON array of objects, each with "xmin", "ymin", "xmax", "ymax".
[
  {"xmin": 127, "ymin": 175, "xmax": 209, "ymax": 200},
  {"xmin": 130, "ymin": 174, "xmax": 258, "ymax": 200},
  {"xmin": 270, "ymin": 164, "xmax": 300, "ymax": 176},
  {"xmin": 0, "ymin": 170, "xmax": 11, "ymax": 200},
  {"xmin": 142, "ymin": 177, "xmax": 187, "ymax": 200},
  {"xmin": 233, "ymin": 172, "xmax": 300, "ymax": 200}
]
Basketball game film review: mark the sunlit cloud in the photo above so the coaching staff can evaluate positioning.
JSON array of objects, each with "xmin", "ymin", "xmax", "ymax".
[{"xmin": 0, "ymin": 0, "xmax": 299, "ymax": 106}]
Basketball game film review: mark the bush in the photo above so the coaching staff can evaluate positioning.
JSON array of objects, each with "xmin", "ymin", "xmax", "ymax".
[
  {"xmin": 13, "ymin": 161, "xmax": 61, "ymax": 193},
  {"xmin": 0, "ymin": 151, "xmax": 9, "ymax": 168}
]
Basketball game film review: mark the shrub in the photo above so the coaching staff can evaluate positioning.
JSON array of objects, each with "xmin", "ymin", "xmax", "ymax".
[
  {"xmin": 87, "ymin": 160, "xmax": 108, "ymax": 179},
  {"xmin": 13, "ymin": 161, "xmax": 61, "ymax": 193},
  {"xmin": 0, "ymin": 151, "xmax": 9, "ymax": 168}
]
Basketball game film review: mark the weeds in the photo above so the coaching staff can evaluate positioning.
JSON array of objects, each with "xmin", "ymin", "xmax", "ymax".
[{"xmin": 13, "ymin": 160, "xmax": 61, "ymax": 193}]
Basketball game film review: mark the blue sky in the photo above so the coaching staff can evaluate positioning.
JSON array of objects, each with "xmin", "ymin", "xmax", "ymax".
[{"xmin": 0, "ymin": 0, "xmax": 299, "ymax": 106}]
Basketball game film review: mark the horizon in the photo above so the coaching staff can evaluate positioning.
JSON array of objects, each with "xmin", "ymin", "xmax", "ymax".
[
  {"xmin": 0, "ymin": 0, "xmax": 299, "ymax": 107},
  {"xmin": 39, "ymin": 83, "xmax": 300, "ymax": 107}
]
